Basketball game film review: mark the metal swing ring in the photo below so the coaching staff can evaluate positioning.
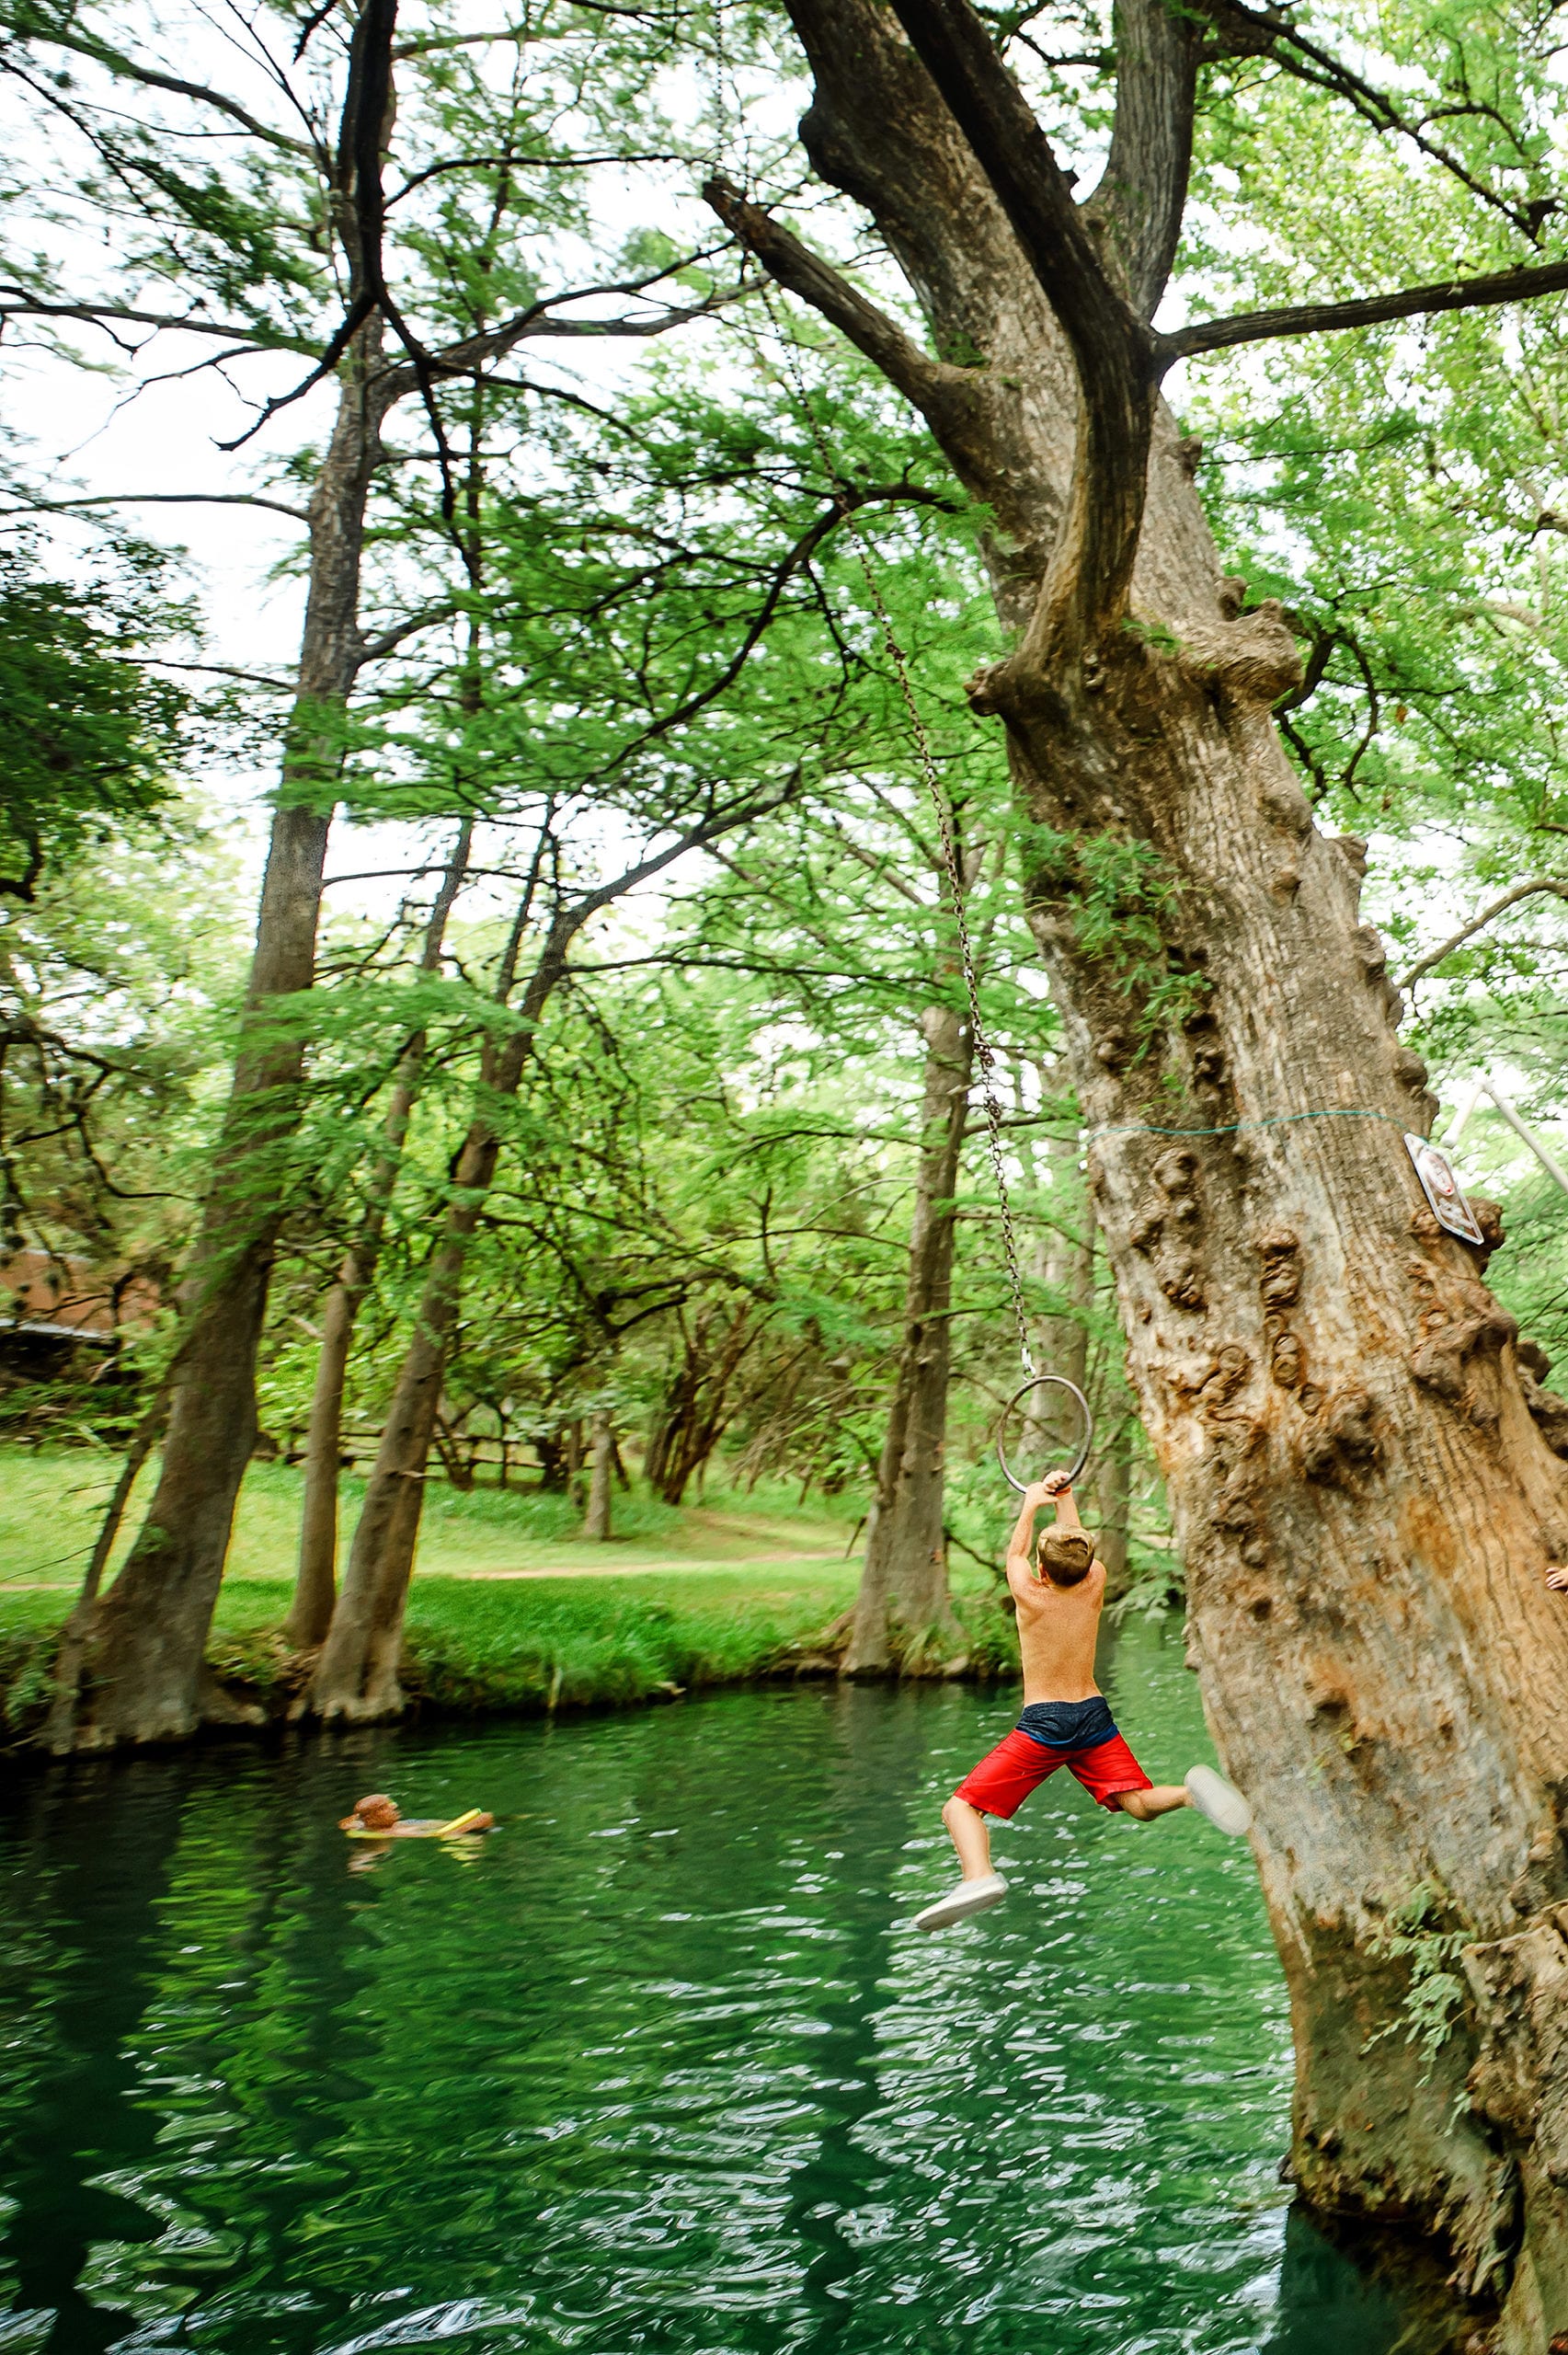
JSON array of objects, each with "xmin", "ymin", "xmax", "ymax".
[{"xmin": 996, "ymin": 1374, "xmax": 1094, "ymax": 1496}]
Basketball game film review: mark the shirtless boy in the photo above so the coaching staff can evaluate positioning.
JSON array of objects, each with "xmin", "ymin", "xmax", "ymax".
[{"xmin": 913, "ymin": 1471, "xmax": 1251, "ymax": 1933}]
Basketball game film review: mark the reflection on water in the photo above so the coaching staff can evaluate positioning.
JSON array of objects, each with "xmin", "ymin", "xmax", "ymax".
[{"xmin": 0, "ymin": 1621, "xmax": 1417, "ymax": 2355}]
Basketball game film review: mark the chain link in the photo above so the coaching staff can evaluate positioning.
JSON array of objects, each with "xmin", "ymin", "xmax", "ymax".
[{"xmin": 757, "ymin": 287, "xmax": 1036, "ymax": 1377}]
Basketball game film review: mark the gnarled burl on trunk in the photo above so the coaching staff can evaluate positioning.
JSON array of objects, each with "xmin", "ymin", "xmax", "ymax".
[{"xmin": 710, "ymin": 2, "xmax": 1568, "ymax": 2340}]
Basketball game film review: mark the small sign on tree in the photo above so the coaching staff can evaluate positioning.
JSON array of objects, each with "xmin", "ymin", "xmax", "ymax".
[{"xmin": 1404, "ymin": 1132, "xmax": 1486, "ymax": 1246}]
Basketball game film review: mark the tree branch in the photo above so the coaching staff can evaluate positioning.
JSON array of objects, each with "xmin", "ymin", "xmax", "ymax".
[
  {"xmin": 354, "ymin": 603, "xmax": 464, "ymax": 668},
  {"xmin": 374, "ymin": 247, "xmax": 737, "ymax": 405},
  {"xmin": 1199, "ymin": 0, "xmax": 1545, "ymax": 241},
  {"xmin": 1, "ymin": 24, "xmax": 315, "ymax": 158},
  {"xmin": 884, "ymin": 0, "xmax": 1157, "ymax": 641},
  {"xmin": 1082, "ymin": 0, "xmax": 1200, "ymax": 321},
  {"xmin": 1400, "ymin": 879, "xmax": 1568, "ymax": 987},
  {"xmin": 2, "ymin": 490, "xmax": 309, "ymax": 523},
  {"xmin": 1162, "ymin": 257, "xmax": 1568, "ymax": 366},
  {"xmin": 702, "ymin": 175, "xmax": 953, "ymax": 418},
  {"xmin": 0, "ymin": 292, "xmax": 304, "ymax": 350},
  {"xmin": 607, "ymin": 483, "xmax": 958, "ymax": 767}
]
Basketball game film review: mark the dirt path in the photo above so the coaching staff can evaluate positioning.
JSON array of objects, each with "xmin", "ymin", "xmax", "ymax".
[
  {"xmin": 1, "ymin": 1545, "xmax": 861, "ymax": 1594},
  {"xmin": 430, "ymin": 1548, "xmax": 856, "ymax": 1581}
]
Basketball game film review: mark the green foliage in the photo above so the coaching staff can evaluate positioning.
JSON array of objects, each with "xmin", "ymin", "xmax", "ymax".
[
  {"xmin": 1364, "ymin": 1883, "xmax": 1471, "ymax": 2079},
  {"xmin": 0, "ymin": 792, "xmax": 247, "ymax": 1300},
  {"xmin": 0, "ymin": 546, "xmax": 191, "ymax": 900}
]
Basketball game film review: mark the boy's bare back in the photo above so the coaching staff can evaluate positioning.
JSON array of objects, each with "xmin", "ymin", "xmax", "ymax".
[
  {"xmin": 1010, "ymin": 1555, "xmax": 1105, "ymax": 1702},
  {"xmin": 1005, "ymin": 1476, "xmax": 1105, "ymax": 1703}
]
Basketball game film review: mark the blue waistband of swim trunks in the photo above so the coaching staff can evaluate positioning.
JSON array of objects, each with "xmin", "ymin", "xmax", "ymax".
[{"xmin": 1016, "ymin": 1695, "xmax": 1117, "ymax": 1751}]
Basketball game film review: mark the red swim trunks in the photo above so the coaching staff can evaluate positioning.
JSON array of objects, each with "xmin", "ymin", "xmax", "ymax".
[{"xmin": 955, "ymin": 1698, "xmax": 1153, "ymax": 1818}]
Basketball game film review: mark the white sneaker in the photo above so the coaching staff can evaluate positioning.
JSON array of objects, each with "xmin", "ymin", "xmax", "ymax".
[
  {"xmin": 912, "ymin": 1872, "xmax": 1008, "ymax": 1933},
  {"xmin": 1185, "ymin": 1764, "xmax": 1252, "ymax": 1836}
]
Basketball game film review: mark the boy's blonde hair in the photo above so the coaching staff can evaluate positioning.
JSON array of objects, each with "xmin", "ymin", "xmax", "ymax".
[{"xmin": 1038, "ymin": 1527, "xmax": 1094, "ymax": 1586}]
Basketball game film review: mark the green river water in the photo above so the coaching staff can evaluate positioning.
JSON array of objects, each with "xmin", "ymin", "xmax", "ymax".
[{"xmin": 0, "ymin": 1621, "xmax": 1423, "ymax": 2355}]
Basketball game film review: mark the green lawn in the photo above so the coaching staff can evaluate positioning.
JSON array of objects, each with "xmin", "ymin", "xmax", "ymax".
[
  {"xmin": 0, "ymin": 1447, "xmax": 863, "ymax": 1591},
  {"xmin": 0, "ymin": 1447, "xmax": 1018, "ymax": 1729},
  {"xmin": 0, "ymin": 1446, "xmax": 895, "ymax": 1724}
]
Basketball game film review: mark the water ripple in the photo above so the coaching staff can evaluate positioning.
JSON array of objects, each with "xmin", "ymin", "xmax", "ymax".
[{"xmin": 0, "ymin": 1628, "xmax": 1417, "ymax": 2354}]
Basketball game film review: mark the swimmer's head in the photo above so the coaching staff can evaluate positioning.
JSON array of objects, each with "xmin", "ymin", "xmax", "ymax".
[
  {"xmin": 349, "ymin": 1793, "xmax": 399, "ymax": 1830},
  {"xmin": 1038, "ymin": 1528, "xmax": 1094, "ymax": 1587}
]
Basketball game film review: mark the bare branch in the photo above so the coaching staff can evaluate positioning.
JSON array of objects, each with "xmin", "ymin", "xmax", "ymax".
[
  {"xmin": 387, "ymin": 147, "xmax": 686, "ymax": 205},
  {"xmin": 0, "ymin": 291, "xmax": 305, "ymax": 350},
  {"xmin": 702, "ymin": 175, "xmax": 950, "ymax": 416},
  {"xmin": 2, "ymin": 490, "xmax": 309, "ymax": 523},
  {"xmin": 214, "ymin": 293, "xmax": 376, "ymax": 450},
  {"xmin": 146, "ymin": 659, "xmax": 294, "ymax": 689},
  {"xmin": 1162, "ymin": 257, "xmax": 1568, "ymax": 366},
  {"xmin": 608, "ymin": 482, "xmax": 958, "ymax": 767},
  {"xmin": 1400, "ymin": 878, "xmax": 1568, "ymax": 987},
  {"xmin": 354, "ymin": 603, "xmax": 464, "ymax": 667},
  {"xmin": 1, "ymin": 24, "xmax": 315, "ymax": 157},
  {"xmin": 388, "ymin": 246, "xmax": 739, "ymax": 395}
]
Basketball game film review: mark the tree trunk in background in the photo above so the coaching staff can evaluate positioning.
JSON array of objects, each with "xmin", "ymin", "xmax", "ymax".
[
  {"xmin": 307, "ymin": 914, "xmax": 580, "ymax": 1721},
  {"xmin": 645, "ymin": 1304, "xmax": 757, "ymax": 1505},
  {"xmin": 61, "ymin": 322, "xmax": 391, "ymax": 1749},
  {"xmin": 1023, "ymin": 1133, "xmax": 1093, "ymax": 1468},
  {"xmin": 286, "ymin": 819, "xmax": 472, "ymax": 1648},
  {"xmin": 744, "ymin": 8, "xmax": 1568, "ymax": 2333},
  {"xmin": 1096, "ymin": 1418, "xmax": 1131, "ymax": 1600},
  {"xmin": 844, "ymin": 1004, "xmax": 973, "ymax": 1674},
  {"xmin": 582, "ymin": 1411, "xmax": 613, "ymax": 1541}
]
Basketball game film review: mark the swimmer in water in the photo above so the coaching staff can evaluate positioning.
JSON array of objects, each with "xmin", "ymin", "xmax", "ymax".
[{"xmin": 338, "ymin": 1794, "xmax": 495, "ymax": 1836}]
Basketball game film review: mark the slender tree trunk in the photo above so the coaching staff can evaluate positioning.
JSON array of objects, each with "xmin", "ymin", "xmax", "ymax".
[
  {"xmin": 1096, "ymin": 1417, "xmax": 1131, "ymax": 1599},
  {"xmin": 583, "ymin": 1410, "xmax": 613, "ymax": 1541},
  {"xmin": 1022, "ymin": 1133, "xmax": 1093, "ymax": 1466},
  {"xmin": 307, "ymin": 915, "xmax": 579, "ymax": 1719},
  {"xmin": 647, "ymin": 1305, "xmax": 757, "ymax": 1505},
  {"xmin": 286, "ymin": 819, "xmax": 472, "ymax": 1647},
  {"xmin": 844, "ymin": 1003, "xmax": 973, "ymax": 1674},
  {"xmin": 738, "ymin": 9, "xmax": 1568, "ymax": 2330},
  {"xmin": 63, "ymin": 324, "xmax": 390, "ymax": 1748},
  {"xmin": 43, "ymin": 1386, "xmax": 168, "ymax": 1752}
]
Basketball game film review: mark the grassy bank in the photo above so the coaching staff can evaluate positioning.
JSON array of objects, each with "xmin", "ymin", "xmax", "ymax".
[{"xmin": 0, "ymin": 1446, "xmax": 1018, "ymax": 1732}]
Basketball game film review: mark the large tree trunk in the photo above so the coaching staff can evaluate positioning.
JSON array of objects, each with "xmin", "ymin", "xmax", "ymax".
[
  {"xmin": 737, "ymin": 8, "xmax": 1568, "ymax": 2337},
  {"xmin": 844, "ymin": 1002, "xmax": 972, "ymax": 1673},
  {"xmin": 286, "ymin": 818, "xmax": 472, "ymax": 1648},
  {"xmin": 60, "ymin": 323, "xmax": 390, "ymax": 1748}
]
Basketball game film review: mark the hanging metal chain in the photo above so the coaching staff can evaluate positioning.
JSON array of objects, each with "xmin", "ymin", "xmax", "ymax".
[{"xmin": 756, "ymin": 284, "xmax": 1036, "ymax": 1378}]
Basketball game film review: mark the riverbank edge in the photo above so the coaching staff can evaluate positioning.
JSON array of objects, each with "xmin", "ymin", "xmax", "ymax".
[{"xmin": 0, "ymin": 1587, "xmax": 1024, "ymax": 1752}]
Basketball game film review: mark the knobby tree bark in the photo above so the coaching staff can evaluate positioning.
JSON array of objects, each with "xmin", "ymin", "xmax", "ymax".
[
  {"xmin": 286, "ymin": 817, "xmax": 473, "ymax": 1648},
  {"xmin": 844, "ymin": 1001, "xmax": 973, "ymax": 1674},
  {"xmin": 713, "ymin": 5, "xmax": 1568, "ymax": 2339}
]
